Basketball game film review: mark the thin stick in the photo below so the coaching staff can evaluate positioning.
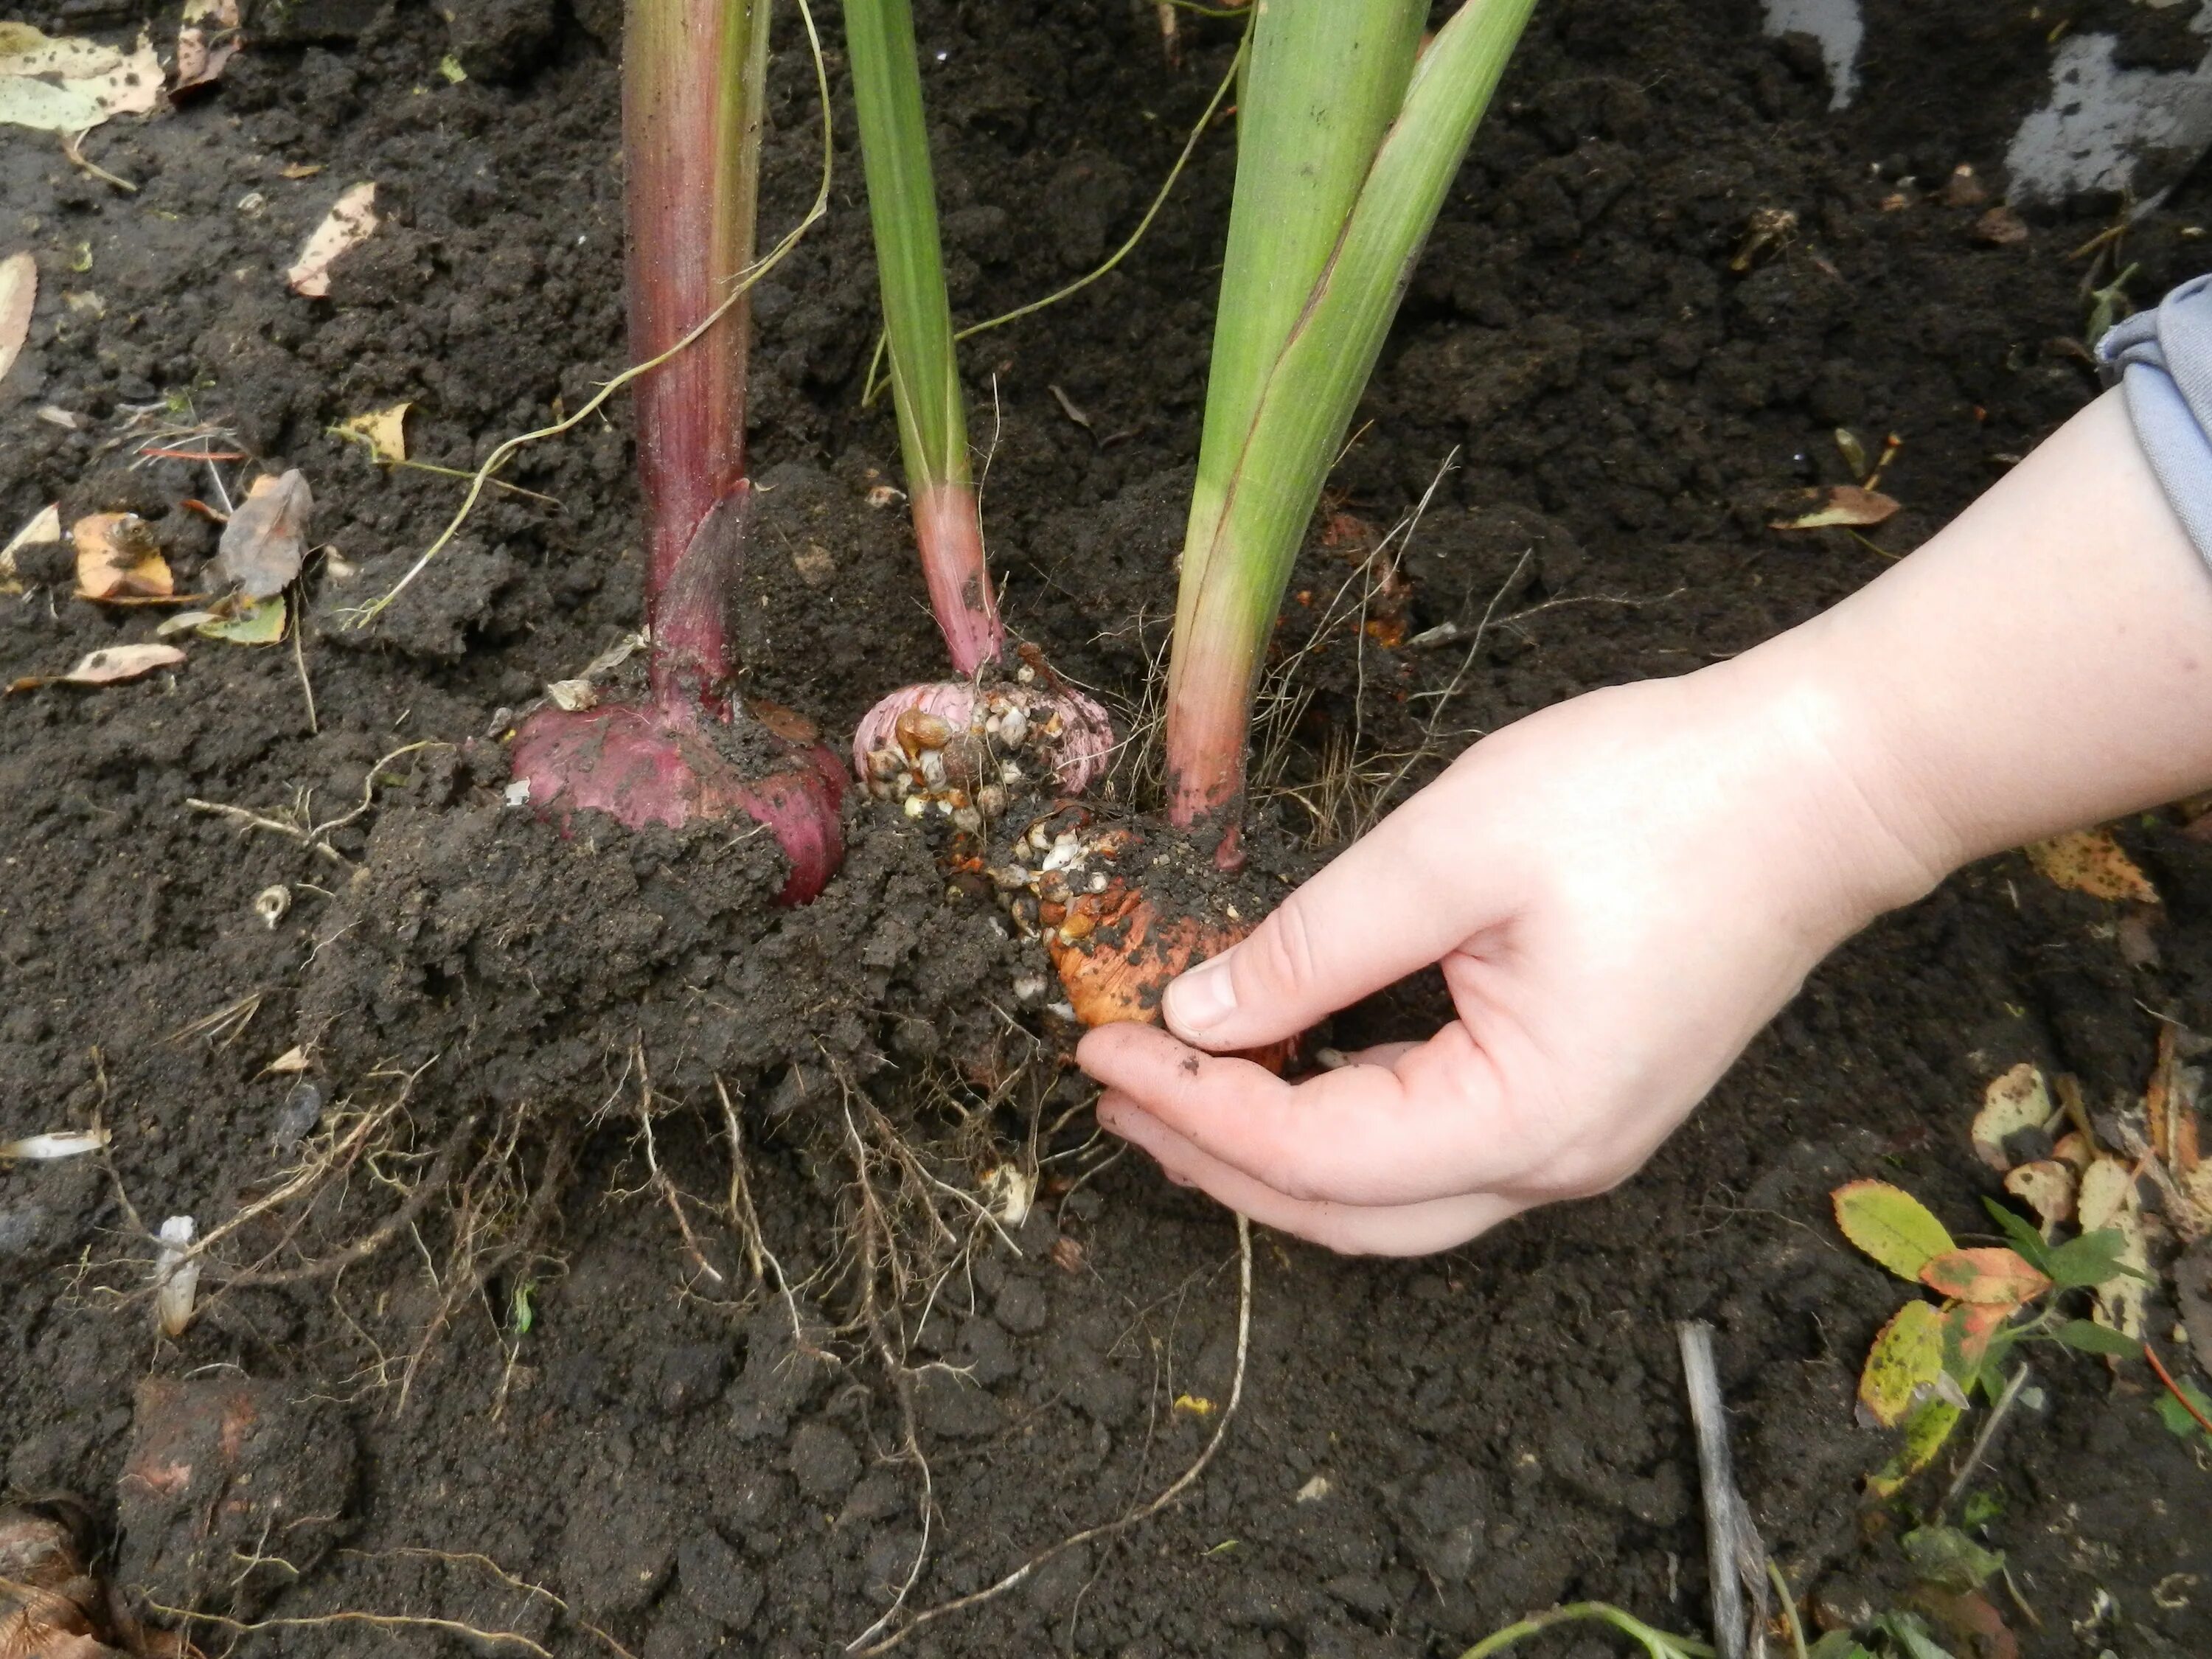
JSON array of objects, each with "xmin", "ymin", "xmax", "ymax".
[
  {"xmin": 1938, "ymin": 1364, "xmax": 2031, "ymax": 1519},
  {"xmin": 1765, "ymin": 1562, "xmax": 1807, "ymax": 1659},
  {"xmin": 290, "ymin": 599, "xmax": 319, "ymax": 734},
  {"xmin": 1678, "ymin": 1321, "xmax": 1761, "ymax": 1659},
  {"xmin": 849, "ymin": 1213, "xmax": 1254, "ymax": 1656}
]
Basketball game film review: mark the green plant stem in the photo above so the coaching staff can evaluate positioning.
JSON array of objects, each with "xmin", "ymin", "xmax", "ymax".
[
  {"xmin": 1457, "ymin": 1602, "xmax": 1717, "ymax": 1659},
  {"xmin": 844, "ymin": 0, "xmax": 1000, "ymax": 673},
  {"xmin": 1165, "ymin": 0, "xmax": 1536, "ymax": 848},
  {"xmin": 626, "ymin": 0, "xmax": 769, "ymax": 714}
]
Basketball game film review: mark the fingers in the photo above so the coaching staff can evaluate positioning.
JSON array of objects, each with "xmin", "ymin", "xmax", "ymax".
[
  {"xmin": 1096, "ymin": 1093, "xmax": 1521, "ymax": 1254},
  {"xmin": 1077, "ymin": 1020, "xmax": 1547, "ymax": 1208},
  {"xmin": 1161, "ymin": 802, "xmax": 1506, "ymax": 1051}
]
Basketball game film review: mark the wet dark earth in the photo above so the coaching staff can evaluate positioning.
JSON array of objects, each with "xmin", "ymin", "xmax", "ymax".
[{"xmin": 4, "ymin": 0, "xmax": 2211, "ymax": 1655}]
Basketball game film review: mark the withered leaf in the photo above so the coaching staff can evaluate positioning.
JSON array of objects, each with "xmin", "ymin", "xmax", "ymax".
[
  {"xmin": 286, "ymin": 181, "xmax": 376, "ymax": 298},
  {"xmin": 2024, "ymin": 827, "xmax": 2157, "ymax": 904},
  {"xmin": 0, "ymin": 250, "xmax": 32, "ymax": 388},
  {"xmin": 72, "ymin": 512, "xmax": 173, "ymax": 600},
  {"xmin": 1772, "ymin": 484, "xmax": 1901, "ymax": 531},
  {"xmin": 212, "ymin": 470, "xmax": 312, "ymax": 598}
]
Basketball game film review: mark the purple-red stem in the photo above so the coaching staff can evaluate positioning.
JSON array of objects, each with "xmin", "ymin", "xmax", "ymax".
[
  {"xmin": 914, "ymin": 480, "xmax": 1002, "ymax": 676},
  {"xmin": 626, "ymin": 0, "xmax": 765, "ymax": 717}
]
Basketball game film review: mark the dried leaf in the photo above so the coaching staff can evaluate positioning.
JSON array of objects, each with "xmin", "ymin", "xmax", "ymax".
[
  {"xmin": 212, "ymin": 470, "xmax": 311, "ymax": 598},
  {"xmin": 263, "ymin": 1044, "xmax": 310, "ymax": 1074},
  {"xmin": 0, "ymin": 249, "xmax": 32, "ymax": 389},
  {"xmin": 72, "ymin": 511, "xmax": 173, "ymax": 599},
  {"xmin": 1973, "ymin": 206, "xmax": 2029, "ymax": 247},
  {"xmin": 175, "ymin": 0, "xmax": 241, "ymax": 93},
  {"xmin": 280, "ymin": 161, "xmax": 323, "ymax": 180},
  {"xmin": 1, "ymin": 501, "xmax": 60, "ymax": 594},
  {"xmin": 1919, "ymin": 1247, "xmax": 2051, "ymax": 1307},
  {"xmin": 286, "ymin": 181, "xmax": 377, "ymax": 298},
  {"xmin": 69, "ymin": 33, "xmax": 161, "ymax": 117},
  {"xmin": 198, "ymin": 593, "xmax": 285, "ymax": 644},
  {"xmin": 1772, "ymin": 484, "xmax": 1901, "ymax": 531},
  {"xmin": 1867, "ymin": 1398, "xmax": 1962, "ymax": 1498},
  {"xmin": 2076, "ymin": 1158, "xmax": 2149, "ymax": 1340},
  {"xmin": 2024, "ymin": 828, "xmax": 2157, "ymax": 903},
  {"xmin": 0, "ymin": 21, "xmax": 121, "ymax": 78},
  {"xmin": 1972, "ymin": 1062, "xmax": 2053, "ymax": 1171},
  {"xmin": 30, "ymin": 642, "xmax": 187, "ymax": 687},
  {"xmin": 0, "ymin": 1127, "xmax": 111, "ymax": 1160},
  {"xmin": 337, "ymin": 400, "xmax": 409, "ymax": 465},
  {"xmin": 1860, "ymin": 1299, "xmax": 1945, "ymax": 1427},
  {"xmin": 0, "ymin": 72, "xmax": 102, "ymax": 133},
  {"xmin": 2003, "ymin": 1160, "xmax": 2076, "ymax": 1228},
  {"xmin": 1834, "ymin": 1180, "xmax": 1956, "ymax": 1281},
  {"xmin": 2077, "ymin": 1156, "xmax": 2138, "ymax": 1234}
]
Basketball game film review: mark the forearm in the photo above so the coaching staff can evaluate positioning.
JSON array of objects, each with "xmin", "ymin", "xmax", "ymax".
[{"xmin": 1726, "ymin": 389, "xmax": 2212, "ymax": 902}]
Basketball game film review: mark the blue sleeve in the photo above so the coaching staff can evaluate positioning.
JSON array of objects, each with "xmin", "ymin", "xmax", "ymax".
[{"xmin": 2099, "ymin": 273, "xmax": 2212, "ymax": 560}]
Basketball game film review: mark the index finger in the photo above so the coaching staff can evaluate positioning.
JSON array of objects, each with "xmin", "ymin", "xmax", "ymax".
[{"xmin": 1075, "ymin": 1019, "xmax": 1551, "ymax": 1208}]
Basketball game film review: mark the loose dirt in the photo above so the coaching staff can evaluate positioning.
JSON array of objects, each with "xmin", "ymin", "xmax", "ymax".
[{"xmin": 4, "ymin": 1, "xmax": 2210, "ymax": 1655}]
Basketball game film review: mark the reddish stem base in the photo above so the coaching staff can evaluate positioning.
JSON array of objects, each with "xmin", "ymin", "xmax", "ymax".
[{"xmin": 511, "ymin": 701, "xmax": 845, "ymax": 906}]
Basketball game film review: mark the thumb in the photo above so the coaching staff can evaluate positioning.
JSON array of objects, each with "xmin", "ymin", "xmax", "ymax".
[{"xmin": 1162, "ymin": 808, "xmax": 1499, "ymax": 1051}]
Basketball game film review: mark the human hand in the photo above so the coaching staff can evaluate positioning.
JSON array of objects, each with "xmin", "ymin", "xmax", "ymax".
[{"xmin": 1077, "ymin": 658, "xmax": 1940, "ymax": 1254}]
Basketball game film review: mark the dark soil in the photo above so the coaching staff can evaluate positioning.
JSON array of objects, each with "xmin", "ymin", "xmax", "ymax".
[{"xmin": 4, "ymin": 1, "xmax": 2211, "ymax": 1655}]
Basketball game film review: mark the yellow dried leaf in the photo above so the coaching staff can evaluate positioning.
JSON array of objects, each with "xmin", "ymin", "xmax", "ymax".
[
  {"xmin": 72, "ymin": 512, "xmax": 173, "ymax": 600},
  {"xmin": 0, "ymin": 249, "xmax": 32, "ymax": 389},
  {"xmin": 1, "ymin": 501, "xmax": 60, "ymax": 594},
  {"xmin": 286, "ymin": 181, "xmax": 377, "ymax": 297},
  {"xmin": 1867, "ymin": 1398, "xmax": 1962, "ymax": 1498},
  {"xmin": 338, "ymin": 400, "xmax": 409, "ymax": 465},
  {"xmin": 264, "ymin": 1044, "xmax": 310, "ymax": 1074},
  {"xmin": 1171, "ymin": 1393, "xmax": 1215, "ymax": 1418},
  {"xmin": 1860, "ymin": 1299, "xmax": 1945, "ymax": 1428},
  {"xmin": 2024, "ymin": 828, "xmax": 2157, "ymax": 903},
  {"xmin": 2003, "ymin": 1160, "xmax": 2076, "ymax": 1229},
  {"xmin": 1972, "ymin": 1062, "xmax": 2053, "ymax": 1171},
  {"xmin": 1771, "ymin": 484, "xmax": 1901, "ymax": 531},
  {"xmin": 69, "ymin": 32, "xmax": 162, "ymax": 117},
  {"xmin": 60, "ymin": 643, "xmax": 184, "ymax": 684},
  {"xmin": 0, "ymin": 21, "xmax": 119, "ymax": 77}
]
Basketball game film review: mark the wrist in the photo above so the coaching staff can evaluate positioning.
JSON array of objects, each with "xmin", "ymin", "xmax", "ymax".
[{"xmin": 1695, "ymin": 630, "xmax": 1962, "ymax": 939}]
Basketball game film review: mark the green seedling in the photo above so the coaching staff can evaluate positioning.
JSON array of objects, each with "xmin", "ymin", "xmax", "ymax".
[
  {"xmin": 1832, "ymin": 1180, "xmax": 2144, "ymax": 1496},
  {"xmin": 1456, "ymin": 1601, "xmax": 1711, "ymax": 1659}
]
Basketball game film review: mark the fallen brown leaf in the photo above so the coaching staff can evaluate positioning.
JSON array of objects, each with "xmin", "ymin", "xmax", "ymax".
[
  {"xmin": 1973, "ymin": 205, "xmax": 2030, "ymax": 246},
  {"xmin": 174, "ymin": 0, "xmax": 241, "ymax": 94},
  {"xmin": 72, "ymin": 512, "xmax": 173, "ymax": 600},
  {"xmin": 9, "ymin": 642, "xmax": 186, "ymax": 693},
  {"xmin": 0, "ymin": 251, "xmax": 32, "ymax": 388},
  {"xmin": 286, "ymin": 181, "xmax": 377, "ymax": 298},
  {"xmin": 1770, "ymin": 484, "xmax": 1900, "ymax": 531},
  {"xmin": 211, "ymin": 470, "xmax": 312, "ymax": 598},
  {"xmin": 2024, "ymin": 827, "xmax": 2158, "ymax": 904},
  {"xmin": 1, "ymin": 502, "xmax": 60, "ymax": 594}
]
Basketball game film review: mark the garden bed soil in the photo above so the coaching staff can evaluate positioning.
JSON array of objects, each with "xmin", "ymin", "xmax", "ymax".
[{"xmin": 4, "ymin": 0, "xmax": 2211, "ymax": 1655}]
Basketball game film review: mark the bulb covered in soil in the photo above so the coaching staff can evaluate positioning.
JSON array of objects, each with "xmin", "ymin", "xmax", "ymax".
[
  {"xmin": 0, "ymin": 1498, "xmax": 127, "ymax": 1659},
  {"xmin": 511, "ymin": 698, "xmax": 845, "ymax": 907},
  {"xmin": 854, "ymin": 654, "xmax": 1113, "ymax": 824},
  {"xmin": 987, "ymin": 806, "xmax": 1295, "ymax": 1071}
]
